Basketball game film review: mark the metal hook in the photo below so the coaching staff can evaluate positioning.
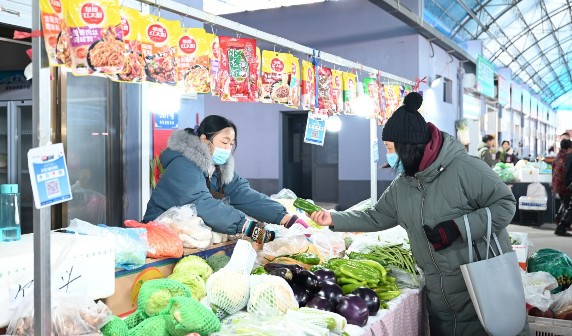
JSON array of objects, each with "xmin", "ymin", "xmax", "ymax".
[{"xmin": 156, "ymin": 0, "xmax": 161, "ymax": 20}]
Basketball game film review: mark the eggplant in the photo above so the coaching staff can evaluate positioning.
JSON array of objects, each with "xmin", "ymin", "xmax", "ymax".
[
  {"xmin": 305, "ymin": 297, "xmax": 334, "ymax": 312},
  {"xmin": 293, "ymin": 270, "xmax": 321, "ymax": 293},
  {"xmin": 351, "ymin": 287, "xmax": 380, "ymax": 316},
  {"xmin": 264, "ymin": 263, "xmax": 304, "ymax": 275},
  {"xmin": 335, "ymin": 294, "xmax": 369, "ymax": 327},
  {"xmin": 313, "ymin": 269, "xmax": 337, "ymax": 284},
  {"xmin": 291, "ymin": 284, "xmax": 311, "ymax": 307},
  {"xmin": 269, "ymin": 268, "xmax": 293, "ymax": 283},
  {"xmin": 315, "ymin": 281, "xmax": 344, "ymax": 307}
]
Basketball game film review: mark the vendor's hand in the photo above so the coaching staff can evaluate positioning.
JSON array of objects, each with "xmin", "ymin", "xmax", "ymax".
[
  {"xmin": 310, "ymin": 210, "xmax": 333, "ymax": 227},
  {"xmin": 283, "ymin": 215, "xmax": 309, "ymax": 229},
  {"xmin": 423, "ymin": 220, "xmax": 460, "ymax": 251}
]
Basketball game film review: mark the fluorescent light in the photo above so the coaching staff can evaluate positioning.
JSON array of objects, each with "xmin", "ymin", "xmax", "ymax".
[
  {"xmin": 326, "ymin": 115, "xmax": 342, "ymax": 132},
  {"xmin": 148, "ymin": 85, "xmax": 181, "ymax": 113}
]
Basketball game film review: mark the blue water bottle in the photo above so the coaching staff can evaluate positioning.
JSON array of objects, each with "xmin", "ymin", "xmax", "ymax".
[{"xmin": 0, "ymin": 184, "xmax": 21, "ymax": 242}]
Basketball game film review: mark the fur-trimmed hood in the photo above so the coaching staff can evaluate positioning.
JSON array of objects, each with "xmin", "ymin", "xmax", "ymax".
[{"xmin": 163, "ymin": 129, "xmax": 235, "ymax": 184}]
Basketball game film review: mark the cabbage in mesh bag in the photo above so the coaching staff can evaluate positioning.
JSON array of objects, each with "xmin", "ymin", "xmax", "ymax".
[
  {"xmin": 101, "ymin": 315, "xmax": 129, "ymax": 336},
  {"xmin": 247, "ymin": 274, "xmax": 298, "ymax": 318},
  {"xmin": 127, "ymin": 315, "xmax": 170, "ymax": 336},
  {"xmin": 206, "ymin": 268, "xmax": 250, "ymax": 317},
  {"xmin": 137, "ymin": 279, "xmax": 191, "ymax": 317},
  {"xmin": 165, "ymin": 296, "xmax": 221, "ymax": 336}
]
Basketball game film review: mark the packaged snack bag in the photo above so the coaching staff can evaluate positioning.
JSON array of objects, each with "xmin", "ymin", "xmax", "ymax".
[
  {"xmin": 331, "ymin": 69, "xmax": 343, "ymax": 114},
  {"xmin": 40, "ymin": 0, "xmax": 68, "ymax": 66},
  {"xmin": 301, "ymin": 60, "xmax": 316, "ymax": 110},
  {"xmin": 260, "ymin": 50, "xmax": 291, "ymax": 104},
  {"xmin": 176, "ymin": 28, "xmax": 211, "ymax": 93},
  {"xmin": 110, "ymin": 6, "xmax": 145, "ymax": 82},
  {"xmin": 287, "ymin": 55, "xmax": 300, "ymax": 108},
  {"xmin": 218, "ymin": 36, "xmax": 258, "ymax": 102},
  {"xmin": 141, "ymin": 15, "xmax": 180, "ymax": 85},
  {"xmin": 209, "ymin": 34, "xmax": 220, "ymax": 96},
  {"xmin": 63, "ymin": 0, "xmax": 125, "ymax": 75},
  {"xmin": 383, "ymin": 84, "xmax": 401, "ymax": 120},
  {"xmin": 317, "ymin": 66, "xmax": 333, "ymax": 115},
  {"xmin": 363, "ymin": 77, "xmax": 382, "ymax": 120},
  {"xmin": 342, "ymin": 71, "xmax": 357, "ymax": 114}
]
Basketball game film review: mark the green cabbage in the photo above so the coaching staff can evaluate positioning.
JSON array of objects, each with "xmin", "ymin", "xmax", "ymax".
[
  {"xmin": 168, "ymin": 271, "xmax": 207, "ymax": 301},
  {"xmin": 173, "ymin": 255, "xmax": 213, "ymax": 280},
  {"xmin": 145, "ymin": 289, "xmax": 172, "ymax": 317}
]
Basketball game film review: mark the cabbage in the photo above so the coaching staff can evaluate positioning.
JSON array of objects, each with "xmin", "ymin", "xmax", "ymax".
[
  {"xmin": 168, "ymin": 271, "xmax": 207, "ymax": 301},
  {"xmin": 173, "ymin": 255, "xmax": 213, "ymax": 280},
  {"xmin": 145, "ymin": 288, "xmax": 172, "ymax": 316}
]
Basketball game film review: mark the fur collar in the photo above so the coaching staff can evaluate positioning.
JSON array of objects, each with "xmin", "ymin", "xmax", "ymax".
[{"xmin": 167, "ymin": 129, "xmax": 235, "ymax": 184}]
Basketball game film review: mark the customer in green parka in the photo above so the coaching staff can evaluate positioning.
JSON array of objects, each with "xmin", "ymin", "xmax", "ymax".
[{"xmin": 310, "ymin": 92, "xmax": 528, "ymax": 336}]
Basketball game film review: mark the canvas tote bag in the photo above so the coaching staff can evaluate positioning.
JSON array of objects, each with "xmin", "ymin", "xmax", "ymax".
[{"xmin": 460, "ymin": 208, "xmax": 526, "ymax": 336}]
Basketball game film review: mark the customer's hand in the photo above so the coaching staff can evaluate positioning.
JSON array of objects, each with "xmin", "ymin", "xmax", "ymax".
[
  {"xmin": 423, "ymin": 220, "xmax": 460, "ymax": 251},
  {"xmin": 310, "ymin": 210, "xmax": 333, "ymax": 226}
]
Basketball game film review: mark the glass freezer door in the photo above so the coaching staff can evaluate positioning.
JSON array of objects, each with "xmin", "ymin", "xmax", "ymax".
[
  {"xmin": 0, "ymin": 102, "xmax": 8, "ymax": 185},
  {"xmin": 14, "ymin": 100, "xmax": 33, "ymax": 233}
]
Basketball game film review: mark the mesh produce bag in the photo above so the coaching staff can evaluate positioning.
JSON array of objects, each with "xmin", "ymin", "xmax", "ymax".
[
  {"xmin": 247, "ymin": 274, "xmax": 298, "ymax": 318},
  {"xmin": 124, "ymin": 311, "xmax": 146, "ymax": 329},
  {"xmin": 124, "ymin": 220, "xmax": 184, "ymax": 258},
  {"xmin": 528, "ymin": 248, "xmax": 572, "ymax": 293},
  {"xmin": 285, "ymin": 308, "xmax": 347, "ymax": 334},
  {"xmin": 212, "ymin": 313, "xmax": 330, "ymax": 336},
  {"xmin": 168, "ymin": 271, "xmax": 207, "ymax": 301},
  {"xmin": 137, "ymin": 279, "xmax": 191, "ymax": 317},
  {"xmin": 206, "ymin": 268, "xmax": 250, "ymax": 316},
  {"xmin": 101, "ymin": 315, "xmax": 129, "ymax": 336},
  {"xmin": 127, "ymin": 315, "xmax": 170, "ymax": 336},
  {"xmin": 165, "ymin": 296, "xmax": 221, "ymax": 336}
]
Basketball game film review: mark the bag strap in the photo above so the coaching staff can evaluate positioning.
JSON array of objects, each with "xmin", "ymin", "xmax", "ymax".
[
  {"xmin": 464, "ymin": 207, "xmax": 496, "ymax": 261},
  {"xmin": 484, "ymin": 207, "xmax": 492, "ymax": 260},
  {"xmin": 463, "ymin": 214, "xmax": 473, "ymax": 262}
]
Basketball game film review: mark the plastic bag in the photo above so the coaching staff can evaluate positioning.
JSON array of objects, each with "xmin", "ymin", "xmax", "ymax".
[
  {"xmin": 388, "ymin": 265, "xmax": 423, "ymax": 289},
  {"xmin": 550, "ymin": 285, "xmax": 572, "ymax": 319},
  {"xmin": 270, "ymin": 188, "xmax": 298, "ymax": 200},
  {"xmin": 101, "ymin": 225, "xmax": 149, "ymax": 270},
  {"xmin": 521, "ymin": 271, "xmax": 558, "ymax": 312},
  {"xmin": 527, "ymin": 182, "xmax": 547, "ymax": 198},
  {"xmin": 206, "ymin": 268, "xmax": 250, "ymax": 317},
  {"xmin": 124, "ymin": 220, "xmax": 184, "ymax": 258},
  {"xmin": 154, "ymin": 205, "xmax": 214, "ymax": 249},
  {"xmin": 528, "ymin": 248, "xmax": 572, "ymax": 293},
  {"xmin": 213, "ymin": 312, "xmax": 330, "ymax": 336},
  {"xmin": 247, "ymin": 274, "xmax": 298, "ymax": 318},
  {"xmin": 308, "ymin": 229, "xmax": 346, "ymax": 261}
]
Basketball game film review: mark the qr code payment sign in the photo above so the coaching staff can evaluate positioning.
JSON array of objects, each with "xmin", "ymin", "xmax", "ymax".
[{"xmin": 45, "ymin": 179, "xmax": 61, "ymax": 198}]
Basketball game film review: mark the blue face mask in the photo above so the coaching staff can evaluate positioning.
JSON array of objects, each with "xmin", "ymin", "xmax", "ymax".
[
  {"xmin": 386, "ymin": 153, "xmax": 404, "ymax": 173},
  {"xmin": 212, "ymin": 146, "xmax": 231, "ymax": 165}
]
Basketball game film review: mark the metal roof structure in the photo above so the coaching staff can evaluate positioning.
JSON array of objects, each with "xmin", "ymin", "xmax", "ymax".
[{"xmin": 423, "ymin": 0, "xmax": 572, "ymax": 110}]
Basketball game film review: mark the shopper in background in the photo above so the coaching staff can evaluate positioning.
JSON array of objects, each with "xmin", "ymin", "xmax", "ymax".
[
  {"xmin": 562, "ymin": 132, "xmax": 570, "ymax": 141},
  {"xmin": 477, "ymin": 134, "xmax": 496, "ymax": 167},
  {"xmin": 310, "ymin": 92, "xmax": 527, "ymax": 335},
  {"xmin": 496, "ymin": 140, "xmax": 518, "ymax": 164},
  {"xmin": 553, "ymin": 139, "xmax": 572, "ymax": 236},
  {"xmin": 143, "ymin": 115, "xmax": 306, "ymax": 236}
]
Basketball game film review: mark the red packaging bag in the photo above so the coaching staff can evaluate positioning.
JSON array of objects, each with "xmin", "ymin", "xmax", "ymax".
[
  {"xmin": 218, "ymin": 36, "xmax": 258, "ymax": 102},
  {"xmin": 317, "ymin": 66, "xmax": 333, "ymax": 115},
  {"xmin": 124, "ymin": 220, "xmax": 184, "ymax": 259}
]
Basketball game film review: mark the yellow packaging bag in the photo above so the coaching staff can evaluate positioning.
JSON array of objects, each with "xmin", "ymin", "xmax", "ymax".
[
  {"xmin": 383, "ymin": 84, "xmax": 401, "ymax": 120},
  {"xmin": 40, "ymin": 0, "xmax": 68, "ymax": 66},
  {"xmin": 286, "ymin": 55, "xmax": 300, "ymax": 108},
  {"xmin": 342, "ymin": 72, "xmax": 357, "ymax": 114},
  {"xmin": 260, "ymin": 50, "xmax": 291, "ymax": 104},
  {"xmin": 141, "ymin": 15, "xmax": 180, "ymax": 85},
  {"xmin": 301, "ymin": 60, "xmax": 316, "ymax": 110},
  {"xmin": 62, "ymin": 0, "xmax": 125, "ymax": 75},
  {"xmin": 176, "ymin": 28, "xmax": 210, "ymax": 93},
  {"xmin": 331, "ymin": 69, "xmax": 343, "ymax": 114},
  {"xmin": 110, "ymin": 6, "xmax": 145, "ymax": 82}
]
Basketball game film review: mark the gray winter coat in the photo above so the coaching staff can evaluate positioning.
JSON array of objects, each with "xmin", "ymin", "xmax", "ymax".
[
  {"xmin": 143, "ymin": 130, "xmax": 288, "ymax": 234},
  {"xmin": 477, "ymin": 142, "xmax": 496, "ymax": 167},
  {"xmin": 331, "ymin": 133, "xmax": 528, "ymax": 335}
]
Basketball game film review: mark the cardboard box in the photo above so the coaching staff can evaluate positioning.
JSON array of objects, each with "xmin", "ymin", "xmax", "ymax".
[
  {"xmin": 103, "ymin": 240, "xmax": 236, "ymax": 317},
  {"xmin": 509, "ymin": 232, "xmax": 529, "ymax": 271}
]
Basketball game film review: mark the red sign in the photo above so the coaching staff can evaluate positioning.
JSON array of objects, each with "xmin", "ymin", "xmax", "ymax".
[
  {"xmin": 147, "ymin": 23, "xmax": 168, "ymax": 43},
  {"xmin": 81, "ymin": 3, "xmax": 104, "ymax": 25},
  {"xmin": 50, "ymin": 0, "xmax": 62, "ymax": 13},
  {"xmin": 121, "ymin": 15, "xmax": 130, "ymax": 37},
  {"xmin": 179, "ymin": 36, "xmax": 197, "ymax": 54},
  {"xmin": 270, "ymin": 57, "xmax": 284, "ymax": 72}
]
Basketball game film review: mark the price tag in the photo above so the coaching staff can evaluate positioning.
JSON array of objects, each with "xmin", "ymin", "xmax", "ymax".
[
  {"xmin": 27, "ymin": 143, "xmax": 72, "ymax": 209},
  {"xmin": 304, "ymin": 113, "xmax": 327, "ymax": 146}
]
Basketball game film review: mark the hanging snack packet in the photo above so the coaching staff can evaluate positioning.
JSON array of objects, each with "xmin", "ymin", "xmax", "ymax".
[
  {"xmin": 218, "ymin": 36, "xmax": 258, "ymax": 102},
  {"xmin": 342, "ymin": 71, "xmax": 357, "ymax": 114},
  {"xmin": 287, "ymin": 55, "xmax": 300, "ymax": 108},
  {"xmin": 363, "ymin": 77, "xmax": 382, "ymax": 119},
  {"xmin": 301, "ymin": 60, "xmax": 316, "ymax": 110},
  {"xmin": 383, "ymin": 84, "xmax": 401, "ymax": 120},
  {"xmin": 317, "ymin": 66, "xmax": 333, "ymax": 115},
  {"xmin": 260, "ymin": 50, "xmax": 291, "ymax": 104},
  {"xmin": 331, "ymin": 69, "xmax": 343, "ymax": 114},
  {"xmin": 141, "ymin": 15, "xmax": 179, "ymax": 85},
  {"xmin": 40, "ymin": 0, "xmax": 68, "ymax": 66},
  {"xmin": 176, "ymin": 28, "xmax": 211, "ymax": 93},
  {"xmin": 110, "ymin": 6, "xmax": 145, "ymax": 82},
  {"xmin": 63, "ymin": 0, "xmax": 125, "ymax": 75},
  {"xmin": 209, "ymin": 34, "xmax": 221, "ymax": 96},
  {"xmin": 254, "ymin": 47, "xmax": 262, "ymax": 102}
]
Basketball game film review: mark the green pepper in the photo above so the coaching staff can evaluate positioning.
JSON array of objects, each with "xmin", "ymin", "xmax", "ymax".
[
  {"xmin": 326, "ymin": 258, "xmax": 348, "ymax": 269},
  {"xmin": 347, "ymin": 252, "xmax": 389, "ymax": 266},
  {"xmin": 339, "ymin": 263, "xmax": 379, "ymax": 281},
  {"xmin": 377, "ymin": 290, "xmax": 401, "ymax": 301},
  {"xmin": 310, "ymin": 265, "xmax": 326, "ymax": 272},
  {"xmin": 291, "ymin": 252, "xmax": 320, "ymax": 265},
  {"xmin": 380, "ymin": 301, "xmax": 389, "ymax": 309},
  {"xmin": 337, "ymin": 277, "xmax": 360, "ymax": 285},
  {"xmin": 352, "ymin": 259, "xmax": 387, "ymax": 278},
  {"xmin": 386, "ymin": 276, "xmax": 396, "ymax": 283},
  {"xmin": 251, "ymin": 266, "xmax": 267, "ymax": 275},
  {"xmin": 342, "ymin": 282, "xmax": 367, "ymax": 295},
  {"xmin": 293, "ymin": 198, "xmax": 322, "ymax": 214},
  {"xmin": 342, "ymin": 260, "xmax": 380, "ymax": 278}
]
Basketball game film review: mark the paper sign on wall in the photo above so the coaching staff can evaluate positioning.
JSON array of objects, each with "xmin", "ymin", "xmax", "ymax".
[
  {"xmin": 304, "ymin": 113, "xmax": 327, "ymax": 146},
  {"xmin": 27, "ymin": 143, "xmax": 73, "ymax": 209}
]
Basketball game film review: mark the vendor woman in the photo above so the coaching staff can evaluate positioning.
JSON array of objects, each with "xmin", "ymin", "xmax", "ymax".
[{"xmin": 143, "ymin": 115, "xmax": 306, "ymax": 235}]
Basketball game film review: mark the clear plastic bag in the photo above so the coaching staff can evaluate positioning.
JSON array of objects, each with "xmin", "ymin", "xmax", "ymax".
[
  {"xmin": 308, "ymin": 229, "xmax": 346, "ymax": 261},
  {"xmin": 521, "ymin": 271, "xmax": 558, "ymax": 312},
  {"xmin": 124, "ymin": 220, "xmax": 184, "ymax": 258},
  {"xmin": 270, "ymin": 188, "xmax": 298, "ymax": 200},
  {"xmin": 154, "ymin": 205, "xmax": 213, "ymax": 249},
  {"xmin": 212, "ymin": 311, "xmax": 330, "ymax": 336},
  {"xmin": 551, "ymin": 285, "xmax": 572, "ymax": 319},
  {"xmin": 388, "ymin": 265, "xmax": 424, "ymax": 289},
  {"xmin": 102, "ymin": 225, "xmax": 149, "ymax": 270},
  {"xmin": 247, "ymin": 274, "xmax": 298, "ymax": 318}
]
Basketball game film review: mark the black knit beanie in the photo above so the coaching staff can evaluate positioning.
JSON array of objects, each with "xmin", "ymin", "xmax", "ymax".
[{"xmin": 381, "ymin": 92, "xmax": 430, "ymax": 144}]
